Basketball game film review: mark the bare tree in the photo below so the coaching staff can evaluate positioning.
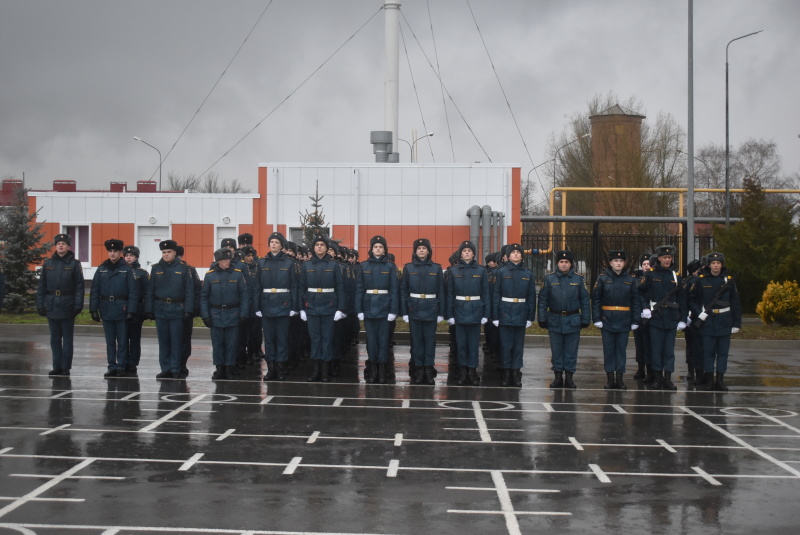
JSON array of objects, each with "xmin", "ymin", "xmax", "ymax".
[{"xmin": 167, "ymin": 171, "xmax": 249, "ymax": 193}]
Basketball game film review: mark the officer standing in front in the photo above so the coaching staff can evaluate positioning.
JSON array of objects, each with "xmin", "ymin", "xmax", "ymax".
[
  {"xmin": 145, "ymin": 240, "xmax": 195, "ymax": 380},
  {"xmin": 36, "ymin": 233, "xmax": 85, "ymax": 376},
  {"xmin": 538, "ymin": 250, "xmax": 591, "ymax": 389},
  {"xmin": 90, "ymin": 239, "xmax": 139, "ymax": 378},
  {"xmin": 175, "ymin": 245, "xmax": 201, "ymax": 377},
  {"xmin": 123, "ymin": 245, "xmax": 149, "ymax": 376},
  {"xmin": 638, "ymin": 245, "xmax": 688, "ymax": 391}
]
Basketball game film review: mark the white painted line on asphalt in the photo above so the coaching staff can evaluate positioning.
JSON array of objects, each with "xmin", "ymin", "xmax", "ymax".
[
  {"xmin": 260, "ymin": 396, "xmax": 273, "ymax": 405},
  {"xmin": 387, "ymin": 460, "xmax": 399, "ymax": 477},
  {"xmin": 139, "ymin": 394, "xmax": 208, "ymax": 432},
  {"xmin": 543, "ymin": 403, "xmax": 554, "ymax": 413},
  {"xmin": 589, "ymin": 464, "xmax": 611, "ymax": 483},
  {"xmin": 119, "ymin": 392, "xmax": 139, "ymax": 401},
  {"xmin": 692, "ymin": 466, "xmax": 722, "ymax": 486},
  {"xmin": 472, "ymin": 401, "xmax": 492, "ymax": 442},
  {"xmin": 444, "ymin": 428, "xmax": 525, "ymax": 432},
  {"xmin": 100, "ymin": 529, "xmax": 119, "ymax": 535},
  {"xmin": 0, "ymin": 448, "xmax": 12, "ymax": 454},
  {"xmin": 734, "ymin": 435, "xmax": 800, "ymax": 438},
  {"xmin": 568, "ymin": 437, "xmax": 583, "ymax": 451},
  {"xmin": 748, "ymin": 408, "xmax": 800, "ymax": 434},
  {"xmin": 178, "ymin": 453, "xmax": 205, "ymax": 472},
  {"xmin": 401, "ymin": 400, "xmax": 410, "ymax": 408},
  {"xmin": 0, "ymin": 497, "xmax": 85, "ymax": 502},
  {"xmin": 49, "ymin": 390, "xmax": 72, "ymax": 399},
  {"xmin": 283, "ymin": 457, "xmax": 302, "ymax": 475},
  {"xmin": 448, "ymin": 510, "xmax": 571, "ymax": 516},
  {"xmin": 11, "ymin": 474, "xmax": 123, "ymax": 480},
  {"xmin": 443, "ymin": 417, "xmax": 517, "ymax": 421},
  {"xmin": 657, "ymin": 439, "xmax": 677, "ymax": 453},
  {"xmin": 0, "ymin": 522, "xmax": 401, "ymax": 535},
  {"xmin": 40, "ymin": 424, "xmax": 70, "ymax": 436},
  {"xmin": 722, "ymin": 423, "xmax": 782, "ymax": 427},
  {"xmin": 612, "ymin": 404, "xmax": 627, "ymax": 414},
  {"xmin": 680, "ymin": 406, "xmax": 800, "ymax": 478},
  {"xmin": 307, "ymin": 431, "xmax": 320, "ymax": 444},
  {"xmin": 491, "ymin": 470, "xmax": 522, "ymax": 535},
  {"xmin": 0, "ymin": 457, "xmax": 95, "ymax": 519},
  {"xmin": 216, "ymin": 428, "xmax": 235, "ymax": 441},
  {"xmin": 332, "ymin": 398, "xmax": 343, "ymax": 407},
  {"xmin": 447, "ymin": 486, "xmax": 560, "ymax": 493},
  {"xmin": 394, "ymin": 434, "xmax": 403, "ymax": 446}
]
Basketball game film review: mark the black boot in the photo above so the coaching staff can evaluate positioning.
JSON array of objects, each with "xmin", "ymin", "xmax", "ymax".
[
  {"xmin": 377, "ymin": 363, "xmax": 388, "ymax": 384},
  {"xmin": 633, "ymin": 363, "xmax": 645, "ymax": 380},
  {"xmin": 264, "ymin": 360, "xmax": 277, "ymax": 381},
  {"xmin": 413, "ymin": 365, "xmax": 425, "ymax": 385},
  {"xmin": 275, "ymin": 362, "xmax": 286, "ymax": 381},
  {"xmin": 686, "ymin": 367, "xmax": 695, "ymax": 381},
  {"xmin": 364, "ymin": 360, "xmax": 374, "ymax": 383},
  {"xmin": 648, "ymin": 370, "xmax": 663, "ymax": 390},
  {"xmin": 226, "ymin": 365, "xmax": 237, "ymax": 379},
  {"xmin": 714, "ymin": 373, "xmax": 729, "ymax": 392},
  {"xmin": 549, "ymin": 371, "xmax": 564, "ymax": 389},
  {"xmin": 307, "ymin": 360, "xmax": 322, "ymax": 382},
  {"xmin": 330, "ymin": 360, "xmax": 340, "ymax": 377},
  {"xmin": 512, "ymin": 369, "xmax": 522, "ymax": 388},
  {"xmin": 456, "ymin": 366, "xmax": 469, "ymax": 386},
  {"xmin": 423, "ymin": 366, "xmax": 436, "ymax": 385},
  {"xmin": 701, "ymin": 372, "xmax": 715, "ymax": 390},
  {"xmin": 564, "ymin": 372, "xmax": 577, "ymax": 389},
  {"xmin": 604, "ymin": 372, "xmax": 616, "ymax": 390},
  {"xmin": 616, "ymin": 372, "xmax": 627, "ymax": 390},
  {"xmin": 321, "ymin": 361, "xmax": 331, "ymax": 383},
  {"xmin": 501, "ymin": 369, "xmax": 512, "ymax": 387},
  {"xmin": 408, "ymin": 359, "xmax": 416, "ymax": 379},
  {"xmin": 662, "ymin": 370, "xmax": 677, "ymax": 391},
  {"xmin": 643, "ymin": 365, "xmax": 656, "ymax": 386},
  {"xmin": 693, "ymin": 368, "xmax": 705, "ymax": 386},
  {"xmin": 212, "ymin": 365, "xmax": 227, "ymax": 381},
  {"xmin": 468, "ymin": 368, "xmax": 481, "ymax": 386}
]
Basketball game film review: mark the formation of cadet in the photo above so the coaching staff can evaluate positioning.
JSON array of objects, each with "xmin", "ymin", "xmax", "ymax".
[{"xmin": 36, "ymin": 232, "xmax": 741, "ymax": 391}]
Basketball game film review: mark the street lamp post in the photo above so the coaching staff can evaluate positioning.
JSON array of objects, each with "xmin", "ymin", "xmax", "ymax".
[
  {"xmin": 133, "ymin": 136, "xmax": 162, "ymax": 191},
  {"xmin": 553, "ymin": 133, "xmax": 590, "ymax": 190},
  {"xmin": 725, "ymin": 30, "xmax": 762, "ymax": 227},
  {"xmin": 398, "ymin": 132, "xmax": 434, "ymax": 162}
]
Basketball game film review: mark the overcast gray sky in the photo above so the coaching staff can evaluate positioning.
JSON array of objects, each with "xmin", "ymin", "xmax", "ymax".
[{"xmin": 2, "ymin": 0, "xmax": 797, "ymax": 204}]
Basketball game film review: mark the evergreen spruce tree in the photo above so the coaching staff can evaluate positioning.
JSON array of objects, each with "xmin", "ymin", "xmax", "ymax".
[
  {"xmin": 0, "ymin": 188, "xmax": 51, "ymax": 312},
  {"xmin": 299, "ymin": 181, "xmax": 330, "ymax": 247}
]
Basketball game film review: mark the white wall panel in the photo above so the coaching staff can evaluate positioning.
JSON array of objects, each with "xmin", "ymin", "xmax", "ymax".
[
  {"xmin": 135, "ymin": 197, "xmax": 153, "ymax": 223},
  {"xmin": 300, "ymin": 167, "xmax": 320, "ymax": 195},
  {"xmin": 418, "ymin": 195, "xmax": 437, "ymax": 225},
  {"xmin": 468, "ymin": 167, "xmax": 488, "ymax": 196},
  {"xmin": 366, "ymin": 195, "xmax": 386, "ymax": 224},
  {"xmin": 384, "ymin": 167, "xmax": 402, "ymax": 195},
  {"xmin": 400, "ymin": 195, "xmax": 418, "ymax": 222},
  {"xmin": 168, "ymin": 197, "xmax": 187, "ymax": 224},
  {"xmin": 383, "ymin": 193, "xmax": 402, "ymax": 222},
  {"xmin": 333, "ymin": 195, "xmax": 352, "ymax": 225},
  {"xmin": 434, "ymin": 168, "xmax": 453, "ymax": 196},
  {"xmin": 401, "ymin": 167, "xmax": 419, "ymax": 196},
  {"xmin": 280, "ymin": 167, "xmax": 301, "ymax": 194}
]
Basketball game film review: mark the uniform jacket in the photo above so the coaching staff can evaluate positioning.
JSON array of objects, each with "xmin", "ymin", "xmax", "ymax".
[
  {"xmin": 129, "ymin": 261, "xmax": 150, "ymax": 316},
  {"xmin": 591, "ymin": 267, "xmax": 642, "ymax": 332},
  {"xmin": 446, "ymin": 259, "xmax": 489, "ymax": 324},
  {"xmin": 638, "ymin": 264, "xmax": 688, "ymax": 329},
  {"xmin": 355, "ymin": 255, "xmax": 400, "ymax": 318},
  {"xmin": 186, "ymin": 263, "xmax": 202, "ymax": 317},
  {"xmin": 401, "ymin": 256, "xmax": 445, "ymax": 321},
  {"xmin": 145, "ymin": 258, "xmax": 195, "ymax": 320},
  {"xmin": 491, "ymin": 261, "xmax": 537, "ymax": 326},
  {"xmin": 689, "ymin": 269, "xmax": 742, "ymax": 336},
  {"xmin": 300, "ymin": 254, "xmax": 345, "ymax": 316},
  {"xmin": 90, "ymin": 258, "xmax": 139, "ymax": 320},
  {"xmin": 538, "ymin": 267, "xmax": 591, "ymax": 333},
  {"xmin": 36, "ymin": 250, "xmax": 85, "ymax": 319},
  {"xmin": 201, "ymin": 264, "xmax": 250, "ymax": 327},
  {"xmin": 254, "ymin": 251, "xmax": 298, "ymax": 317}
]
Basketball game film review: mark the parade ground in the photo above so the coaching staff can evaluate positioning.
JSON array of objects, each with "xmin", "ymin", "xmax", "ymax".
[{"xmin": 0, "ymin": 326, "xmax": 798, "ymax": 534}]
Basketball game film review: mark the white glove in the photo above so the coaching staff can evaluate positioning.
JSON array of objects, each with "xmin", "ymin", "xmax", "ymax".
[
  {"xmin": 357, "ymin": 312, "xmax": 364, "ymax": 321},
  {"xmin": 300, "ymin": 310, "xmax": 307, "ymax": 322},
  {"xmin": 677, "ymin": 321, "xmax": 687, "ymax": 331},
  {"xmin": 437, "ymin": 316, "xmax": 444, "ymax": 323},
  {"xmin": 526, "ymin": 320, "xmax": 532, "ymax": 328},
  {"xmin": 492, "ymin": 320, "xmax": 499, "ymax": 327},
  {"xmin": 255, "ymin": 311, "xmax": 263, "ymax": 318},
  {"xmin": 593, "ymin": 321, "xmax": 603, "ymax": 329},
  {"xmin": 480, "ymin": 317, "xmax": 488, "ymax": 325},
  {"xmin": 387, "ymin": 313, "xmax": 397, "ymax": 322},
  {"xmin": 447, "ymin": 318, "xmax": 455, "ymax": 325},
  {"xmin": 686, "ymin": 316, "xmax": 692, "ymax": 326},
  {"xmin": 631, "ymin": 324, "xmax": 639, "ymax": 331},
  {"xmin": 334, "ymin": 310, "xmax": 345, "ymax": 321},
  {"xmin": 289, "ymin": 310, "xmax": 298, "ymax": 317},
  {"xmin": 641, "ymin": 309, "xmax": 652, "ymax": 319},
  {"xmin": 402, "ymin": 315, "xmax": 409, "ymax": 323},
  {"xmin": 698, "ymin": 311, "xmax": 708, "ymax": 321},
  {"xmin": 731, "ymin": 327, "xmax": 740, "ymax": 334}
]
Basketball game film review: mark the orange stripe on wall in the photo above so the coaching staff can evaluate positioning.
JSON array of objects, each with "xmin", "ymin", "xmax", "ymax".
[
  {"xmin": 171, "ymin": 224, "xmax": 214, "ymax": 268},
  {"xmin": 90, "ymin": 223, "xmax": 135, "ymax": 266},
  {"xmin": 508, "ymin": 167, "xmax": 521, "ymax": 244}
]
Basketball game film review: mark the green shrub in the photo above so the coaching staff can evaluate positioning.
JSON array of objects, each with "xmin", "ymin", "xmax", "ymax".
[{"xmin": 756, "ymin": 280, "xmax": 800, "ymax": 326}]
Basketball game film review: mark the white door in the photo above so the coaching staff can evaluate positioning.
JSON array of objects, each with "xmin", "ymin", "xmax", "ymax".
[
  {"xmin": 216, "ymin": 226, "xmax": 238, "ymax": 248},
  {"xmin": 137, "ymin": 226, "xmax": 171, "ymax": 269}
]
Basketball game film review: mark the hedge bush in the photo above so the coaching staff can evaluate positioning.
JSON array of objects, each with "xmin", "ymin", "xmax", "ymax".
[{"xmin": 756, "ymin": 280, "xmax": 800, "ymax": 326}]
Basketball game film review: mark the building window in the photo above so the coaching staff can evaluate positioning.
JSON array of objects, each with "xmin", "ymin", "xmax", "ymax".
[{"xmin": 63, "ymin": 225, "xmax": 89, "ymax": 263}]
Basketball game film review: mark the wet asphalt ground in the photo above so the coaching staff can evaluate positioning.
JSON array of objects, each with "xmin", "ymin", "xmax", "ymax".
[{"xmin": 0, "ymin": 325, "xmax": 798, "ymax": 534}]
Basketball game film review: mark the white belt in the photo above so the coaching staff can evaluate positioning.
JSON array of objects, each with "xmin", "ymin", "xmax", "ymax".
[
  {"xmin": 365, "ymin": 289, "xmax": 389, "ymax": 294},
  {"xmin": 501, "ymin": 297, "xmax": 526, "ymax": 303},
  {"xmin": 711, "ymin": 307, "xmax": 730, "ymax": 314},
  {"xmin": 309, "ymin": 288, "xmax": 335, "ymax": 293},
  {"xmin": 263, "ymin": 288, "xmax": 290, "ymax": 293},
  {"xmin": 410, "ymin": 293, "xmax": 437, "ymax": 299},
  {"xmin": 455, "ymin": 296, "xmax": 481, "ymax": 301}
]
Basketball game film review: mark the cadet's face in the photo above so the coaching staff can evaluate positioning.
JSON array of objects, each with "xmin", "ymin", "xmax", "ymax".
[
  {"xmin": 415, "ymin": 245, "xmax": 428, "ymax": 260},
  {"xmin": 243, "ymin": 254, "xmax": 254, "ymax": 264},
  {"xmin": 108, "ymin": 249, "xmax": 122, "ymax": 262},
  {"xmin": 509, "ymin": 250, "xmax": 522, "ymax": 263},
  {"xmin": 372, "ymin": 243, "xmax": 385, "ymax": 257},
  {"xmin": 162, "ymin": 249, "xmax": 176, "ymax": 262},
  {"xmin": 314, "ymin": 242, "xmax": 327, "ymax": 257},
  {"xmin": 641, "ymin": 260, "xmax": 650, "ymax": 271},
  {"xmin": 124, "ymin": 253, "xmax": 137, "ymax": 265},
  {"xmin": 710, "ymin": 260, "xmax": 722, "ymax": 275},
  {"xmin": 55, "ymin": 242, "xmax": 69, "ymax": 255},
  {"xmin": 558, "ymin": 259, "xmax": 571, "ymax": 272},
  {"xmin": 269, "ymin": 239, "xmax": 282, "ymax": 254},
  {"xmin": 610, "ymin": 258, "xmax": 625, "ymax": 272},
  {"xmin": 218, "ymin": 259, "xmax": 231, "ymax": 270},
  {"xmin": 659, "ymin": 255, "xmax": 672, "ymax": 269},
  {"xmin": 461, "ymin": 248, "xmax": 474, "ymax": 262}
]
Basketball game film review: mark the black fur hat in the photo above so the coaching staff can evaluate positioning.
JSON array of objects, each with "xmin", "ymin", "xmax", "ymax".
[
  {"xmin": 214, "ymin": 248, "xmax": 234, "ymax": 262},
  {"xmin": 54, "ymin": 233, "xmax": 71, "ymax": 246},
  {"xmin": 238, "ymin": 233, "xmax": 253, "ymax": 246},
  {"xmin": 370, "ymin": 235, "xmax": 388, "ymax": 255},
  {"xmin": 221, "ymin": 238, "xmax": 237, "ymax": 249},
  {"xmin": 555, "ymin": 249, "xmax": 574, "ymax": 263},
  {"xmin": 608, "ymin": 249, "xmax": 626, "ymax": 261},
  {"xmin": 159, "ymin": 240, "xmax": 178, "ymax": 252},
  {"xmin": 123, "ymin": 245, "xmax": 140, "ymax": 258},
  {"xmin": 268, "ymin": 232, "xmax": 286, "ymax": 249},
  {"xmin": 104, "ymin": 239, "xmax": 124, "ymax": 251}
]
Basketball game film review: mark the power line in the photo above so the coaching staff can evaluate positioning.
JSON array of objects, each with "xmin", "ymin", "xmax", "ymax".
[
  {"xmin": 399, "ymin": 25, "xmax": 435, "ymax": 162},
  {"xmin": 427, "ymin": 0, "xmax": 455, "ymax": 162}
]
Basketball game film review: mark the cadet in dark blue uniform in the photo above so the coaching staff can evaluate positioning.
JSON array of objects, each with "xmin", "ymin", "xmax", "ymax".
[
  {"xmin": 690, "ymin": 252, "xmax": 741, "ymax": 391},
  {"xmin": 401, "ymin": 238, "xmax": 444, "ymax": 385},
  {"xmin": 36, "ymin": 233, "xmax": 85, "ymax": 376},
  {"xmin": 123, "ymin": 245, "xmax": 149, "ymax": 377},
  {"xmin": 591, "ymin": 249, "xmax": 642, "ymax": 390},
  {"xmin": 682, "ymin": 258, "xmax": 704, "ymax": 382},
  {"xmin": 538, "ymin": 250, "xmax": 591, "ymax": 389},
  {"xmin": 201, "ymin": 248, "xmax": 250, "ymax": 380},
  {"xmin": 255, "ymin": 232, "xmax": 298, "ymax": 382},
  {"xmin": 175, "ymin": 245, "xmax": 201, "ymax": 377},
  {"xmin": 300, "ymin": 236, "xmax": 346, "ymax": 382},
  {"xmin": 638, "ymin": 245, "xmax": 688, "ymax": 391},
  {"xmin": 632, "ymin": 254, "xmax": 652, "ymax": 380},
  {"xmin": 145, "ymin": 240, "xmax": 195, "ymax": 380},
  {"xmin": 447, "ymin": 240, "xmax": 489, "ymax": 386},
  {"xmin": 90, "ymin": 239, "xmax": 139, "ymax": 378},
  {"xmin": 355, "ymin": 236, "xmax": 399, "ymax": 384},
  {"xmin": 491, "ymin": 243, "xmax": 536, "ymax": 388}
]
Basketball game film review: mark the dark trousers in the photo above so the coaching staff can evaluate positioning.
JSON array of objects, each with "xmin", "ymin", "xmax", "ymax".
[
  {"xmin": 48, "ymin": 318, "xmax": 75, "ymax": 371},
  {"xmin": 601, "ymin": 329, "xmax": 629, "ymax": 373},
  {"xmin": 156, "ymin": 317, "xmax": 184, "ymax": 374},
  {"xmin": 410, "ymin": 319, "xmax": 437, "ymax": 366},
  {"xmin": 180, "ymin": 315, "xmax": 193, "ymax": 370},
  {"xmin": 634, "ymin": 324, "xmax": 651, "ymax": 366},
  {"xmin": 127, "ymin": 316, "xmax": 144, "ymax": 367},
  {"xmin": 685, "ymin": 326, "xmax": 704, "ymax": 371},
  {"xmin": 248, "ymin": 316, "xmax": 263, "ymax": 355},
  {"xmin": 103, "ymin": 318, "xmax": 129, "ymax": 371},
  {"xmin": 703, "ymin": 334, "xmax": 731, "ymax": 374},
  {"xmin": 262, "ymin": 316, "xmax": 290, "ymax": 362},
  {"xmin": 649, "ymin": 326, "xmax": 677, "ymax": 372},
  {"xmin": 211, "ymin": 325, "xmax": 239, "ymax": 366},
  {"xmin": 549, "ymin": 331, "xmax": 580, "ymax": 373},
  {"xmin": 499, "ymin": 325, "xmax": 526, "ymax": 369},
  {"xmin": 307, "ymin": 314, "xmax": 334, "ymax": 361},
  {"xmin": 455, "ymin": 323, "xmax": 480, "ymax": 368},
  {"xmin": 365, "ymin": 318, "xmax": 390, "ymax": 364}
]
